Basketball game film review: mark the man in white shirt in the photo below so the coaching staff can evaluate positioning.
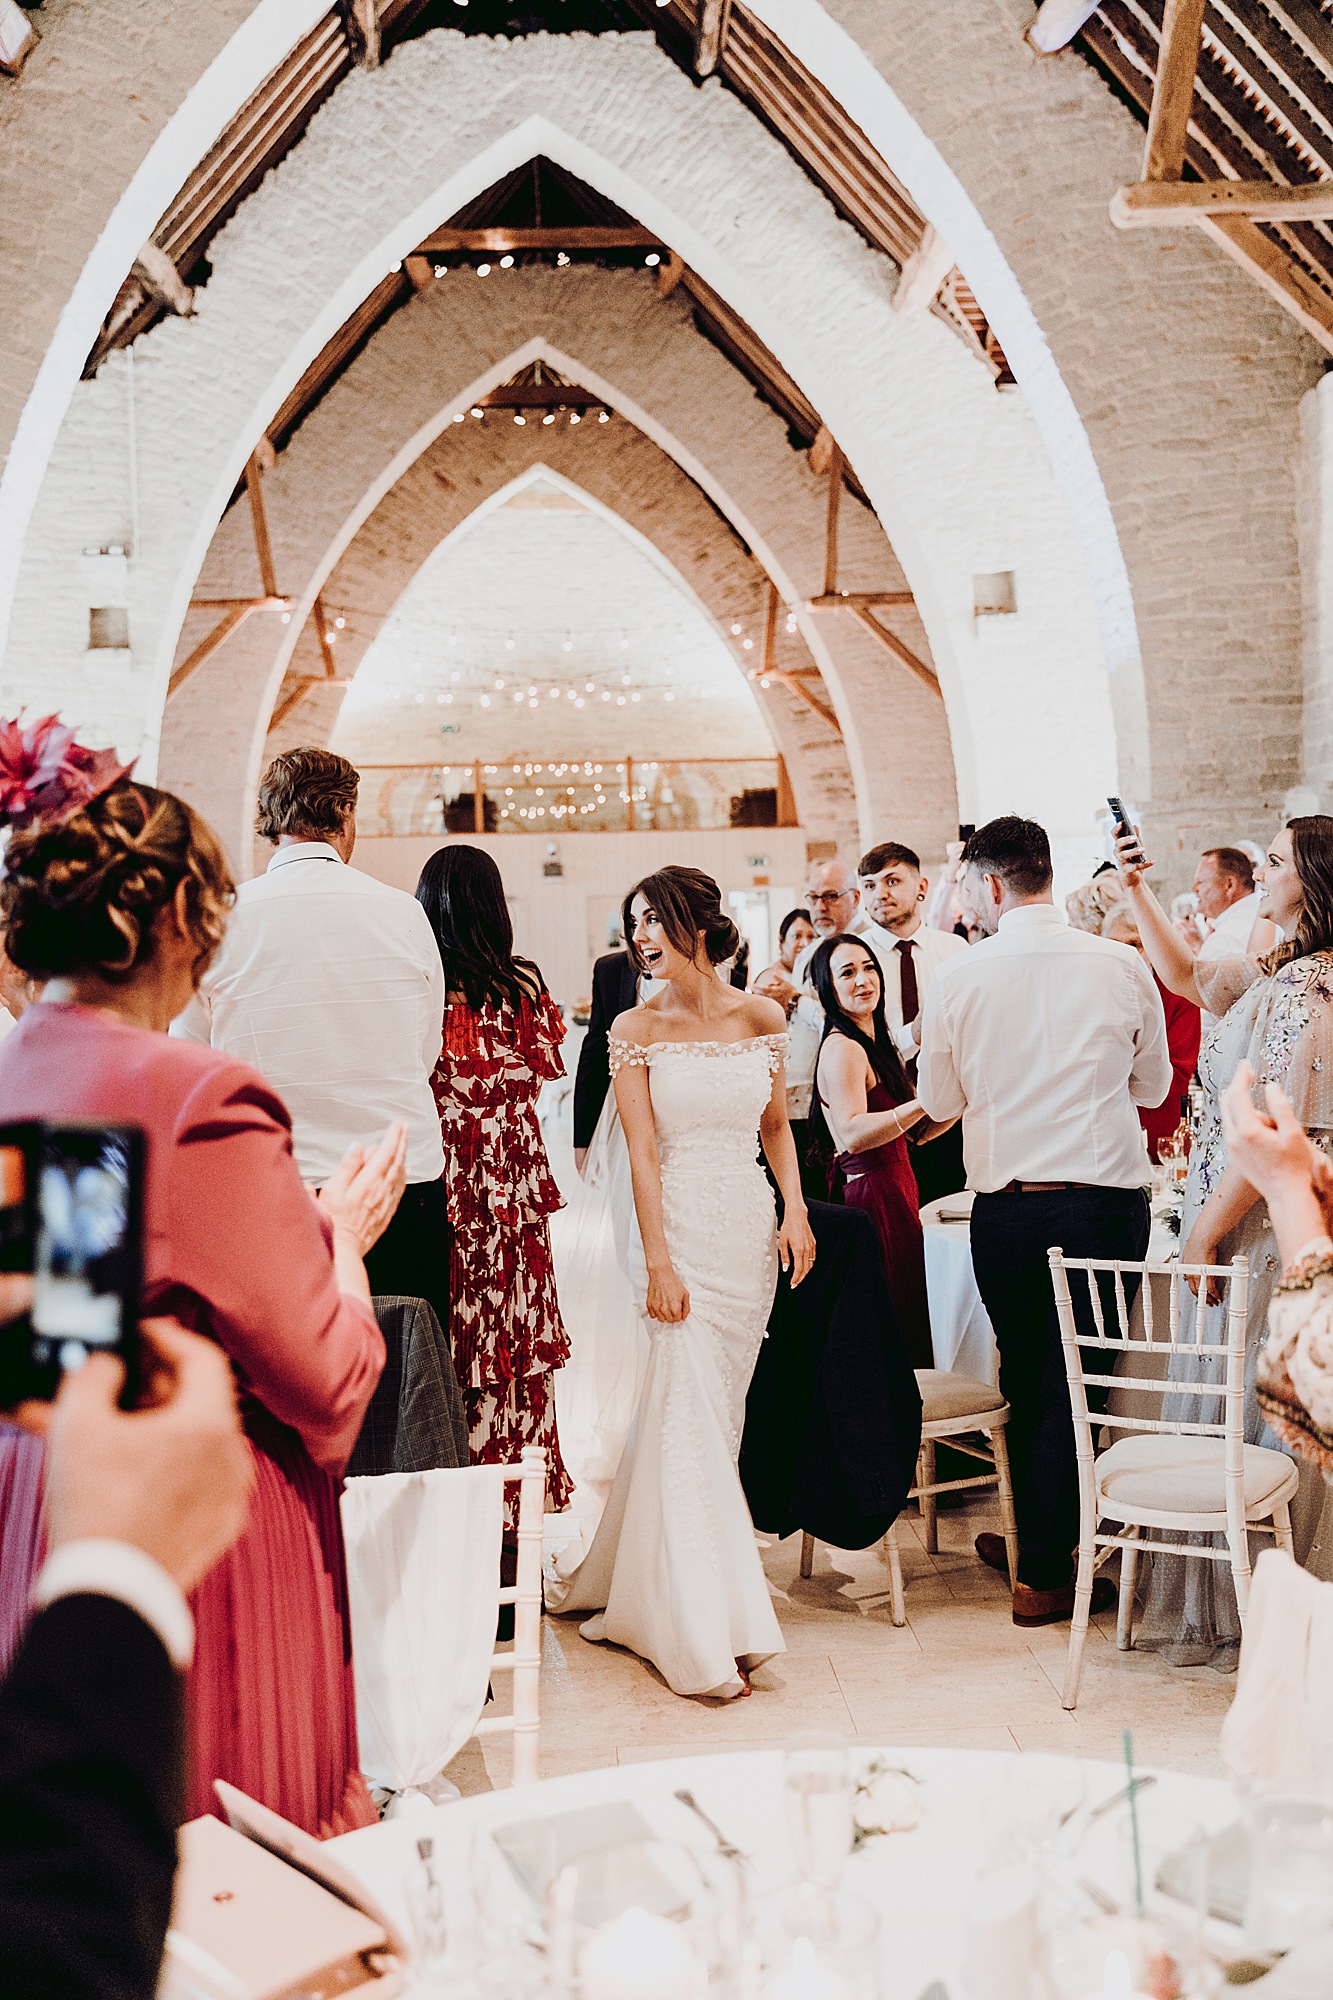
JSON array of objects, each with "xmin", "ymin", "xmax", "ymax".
[
  {"xmin": 1194, "ymin": 845, "xmax": 1262, "ymax": 961},
  {"xmin": 918, "ymin": 816, "xmax": 1171, "ymax": 1626},
  {"xmin": 175, "ymin": 748, "xmax": 448, "ymax": 1328},
  {"xmin": 859, "ymin": 840, "xmax": 969, "ymax": 1204},
  {"xmin": 755, "ymin": 857, "xmax": 875, "ymax": 1197}
]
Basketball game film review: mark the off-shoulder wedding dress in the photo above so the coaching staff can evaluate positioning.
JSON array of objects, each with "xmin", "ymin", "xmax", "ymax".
[{"xmin": 556, "ymin": 1033, "xmax": 788, "ymax": 1698}]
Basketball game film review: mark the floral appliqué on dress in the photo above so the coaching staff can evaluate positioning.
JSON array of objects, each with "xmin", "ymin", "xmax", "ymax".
[{"xmin": 432, "ymin": 989, "xmax": 572, "ymax": 1513}]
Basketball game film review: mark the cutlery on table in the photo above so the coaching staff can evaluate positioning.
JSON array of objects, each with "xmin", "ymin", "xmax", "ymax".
[
  {"xmin": 673, "ymin": 1787, "xmax": 750, "ymax": 1864},
  {"xmin": 1087, "ymin": 1772, "xmax": 1159, "ymax": 1825}
]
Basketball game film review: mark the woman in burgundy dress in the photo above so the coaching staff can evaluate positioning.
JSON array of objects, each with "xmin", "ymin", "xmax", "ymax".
[
  {"xmin": 416, "ymin": 845, "xmax": 572, "ymax": 1515},
  {"xmin": 0, "ymin": 760, "xmax": 401, "ymax": 1835},
  {"xmin": 809, "ymin": 935, "xmax": 944, "ymax": 1367}
]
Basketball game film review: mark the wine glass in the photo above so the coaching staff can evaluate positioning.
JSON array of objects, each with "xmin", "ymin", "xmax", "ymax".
[{"xmin": 783, "ymin": 1732, "xmax": 853, "ymax": 1892}]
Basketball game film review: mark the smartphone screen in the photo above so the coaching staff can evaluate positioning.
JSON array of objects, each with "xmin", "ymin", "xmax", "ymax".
[{"xmin": 29, "ymin": 1124, "xmax": 143, "ymax": 1399}]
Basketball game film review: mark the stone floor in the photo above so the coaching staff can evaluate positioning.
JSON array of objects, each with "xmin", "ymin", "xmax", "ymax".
[{"xmin": 456, "ymin": 1492, "xmax": 1235, "ymax": 1794}]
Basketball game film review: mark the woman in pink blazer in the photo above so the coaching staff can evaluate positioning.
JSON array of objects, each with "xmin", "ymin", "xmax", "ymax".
[{"xmin": 0, "ymin": 767, "xmax": 402, "ymax": 1835}]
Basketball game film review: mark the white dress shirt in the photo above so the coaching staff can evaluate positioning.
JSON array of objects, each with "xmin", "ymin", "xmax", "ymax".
[
  {"xmin": 173, "ymin": 845, "xmax": 445, "ymax": 1184},
  {"xmin": 917, "ymin": 903, "xmax": 1171, "ymax": 1192},
  {"xmin": 786, "ymin": 915, "xmax": 879, "ymax": 1120},
  {"xmin": 862, "ymin": 918, "xmax": 970, "ymax": 1056},
  {"xmin": 1196, "ymin": 889, "xmax": 1263, "ymax": 1028},
  {"xmin": 1198, "ymin": 888, "xmax": 1262, "ymax": 961}
]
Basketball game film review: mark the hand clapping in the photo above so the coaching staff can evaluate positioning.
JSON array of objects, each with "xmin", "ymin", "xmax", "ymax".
[{"xmin": 317, "ymin": 1120, "xmax": 408, "ymax": 1255}]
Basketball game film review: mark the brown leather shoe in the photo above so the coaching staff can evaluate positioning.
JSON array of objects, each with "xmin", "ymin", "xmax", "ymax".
[
  {"xmin": 975, "ymin": 1532, "xmax": 1010, "ymax": 1575},
  {"xmin": 1012, "ymin": 1577, "xmax": 1117, "ymax": 1627}
]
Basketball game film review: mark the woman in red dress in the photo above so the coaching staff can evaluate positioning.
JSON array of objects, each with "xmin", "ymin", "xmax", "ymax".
[
  {"xmin": 0, "ymin": 769, "xmax": 401, "ymax": 1835},
  {"xmin": 810, "ymin": 936, "xmax": 947, "ymax": 1368},
  {"xmin": 415, "ymin": 845, "xmax": 572, "ymax": 1513}
]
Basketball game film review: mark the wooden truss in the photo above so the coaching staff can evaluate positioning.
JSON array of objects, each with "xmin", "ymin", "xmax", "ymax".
[
  {"xmin": 268, "ymin": 593, "xmax": 351, "ymax": 730},
  {"xmin": 751, "ymin": 581, "xmax": 842, "ymax": 733},
  {"xmin": 169, "ymin": 452, "xmax": 289, "ymax": 697},
  {"xmin": 803, "ymin": 440, "xmax": 941, "ymax": 699},
  {"xmin": 170, "ymin": 451, "xmax": 346, "ymax": 726},
  {"xmin": 1108, "ymin": 0, "xmax": 1333, "ymax": 356}
]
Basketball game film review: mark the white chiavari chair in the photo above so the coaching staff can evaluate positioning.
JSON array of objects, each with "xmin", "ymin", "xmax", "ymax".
[
  {"xmin": 475, "ymin": 1446, "xmax": 546, "ymax": 1786},
  {"xmin": 1049, "ymin": 1249, "xmax": 1296, "ymax": 1711}
]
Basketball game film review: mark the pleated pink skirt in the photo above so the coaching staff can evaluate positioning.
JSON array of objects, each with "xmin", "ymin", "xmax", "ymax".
[{"xmin": 0, "ymin": 1414, "xmax": 376, "ymax": 1839}]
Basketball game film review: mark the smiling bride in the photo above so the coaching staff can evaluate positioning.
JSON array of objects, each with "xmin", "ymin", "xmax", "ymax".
[{"xmin": 556, "ymin": 865, "xmax": 816, "ymax": 1700}]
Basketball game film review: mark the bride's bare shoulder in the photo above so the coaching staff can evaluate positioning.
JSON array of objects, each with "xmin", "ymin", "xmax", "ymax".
[
  {"xmin": 609, "ymin": 1005, "xmax": 653, "ymax": 1044},
  {"xmin": 733, "ymin": 992, "xmax": 787, "ymax": 1037}
]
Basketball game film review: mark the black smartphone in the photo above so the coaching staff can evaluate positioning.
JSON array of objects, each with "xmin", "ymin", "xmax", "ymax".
[
  {"xmin": 0, "ymin": 1122, "xmax": 144, "ymax": 1406},
  {"xmin": 958, "ymin": 823, "xmax": 975, "ymax": 842},
  {"xmin": 1107, "ymin": 796, "xmax": 1145, "ymax": 865}
]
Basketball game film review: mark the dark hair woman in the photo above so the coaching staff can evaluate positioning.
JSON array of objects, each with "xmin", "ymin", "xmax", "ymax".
[
  {"xmin": 0, "ymin": 760, "xmax": 401, "ymax": 1835},
  {"xmin": 1116, "ymin": 814, "xmax": 1333, "ymax": 1666},
  {"xmin": 415, "ymin": 845, "xmax": 571, "ymax": 1513},
  {"xmin": 809, "ymin": 934, "xmax": 936, "ymax": 1367}
]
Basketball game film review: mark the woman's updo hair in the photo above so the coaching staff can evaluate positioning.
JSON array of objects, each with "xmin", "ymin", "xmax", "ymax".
[
  {"xmin": 1, "ymin": 780, "xmax": 234, "ymax": 984},
  {"xmin": 622, "ymin": 865, "xmax": 740, "ymax": 971}
]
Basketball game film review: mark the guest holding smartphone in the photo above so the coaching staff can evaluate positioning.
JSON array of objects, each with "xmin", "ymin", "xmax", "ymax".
[{"xmin": 0, "ymin": 734, "xmax": 399, "ymax": 1836}]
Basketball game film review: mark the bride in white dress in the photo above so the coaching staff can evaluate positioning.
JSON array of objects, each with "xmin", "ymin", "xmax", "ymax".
[{"xmin": 557, "ymin": 866, "xmax": 816, "ymax": 1700}]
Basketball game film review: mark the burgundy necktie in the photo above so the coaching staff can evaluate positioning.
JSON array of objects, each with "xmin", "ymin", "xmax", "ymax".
[{"xmin": 896, "ymin": 936, "xmax": 920, "ymax": 1026}]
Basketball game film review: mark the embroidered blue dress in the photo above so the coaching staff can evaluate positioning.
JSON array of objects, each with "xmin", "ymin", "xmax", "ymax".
[{"xmin": 1136, "ymin": 949, "xmax": 1333, "ymax": 1667}]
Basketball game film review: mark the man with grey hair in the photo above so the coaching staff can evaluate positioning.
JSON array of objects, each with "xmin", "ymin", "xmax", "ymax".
[
  {"xmin": 174, "ymin": 746, "xmax": 448, "ymax": 1324},
  {"xmin": 755, "ymin": 855, "xmax": 878, "ymax": 1193}
]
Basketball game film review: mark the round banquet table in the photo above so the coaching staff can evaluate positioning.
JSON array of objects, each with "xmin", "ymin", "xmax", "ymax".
[
  {"xmin": 920, "ymin": 1195, "xmax": 1181, "ymax": 1389},
  {"xmin": 326, "ymin": 1745, "xmax": 1238, "ymax": 1998}
]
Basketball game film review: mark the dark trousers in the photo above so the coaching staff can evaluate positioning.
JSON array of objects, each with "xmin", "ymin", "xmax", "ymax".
[
  {"xmin": 362, "ymin": 1179, "xmax": 451, "ymax": 1349},
  {"xmin": 910, "ymin": 1122, "xmax": 967, "ymax": 1208},
  {"xmin": 970, "ymin": 1186, "xmax": 1150, "ymax": 1590}
]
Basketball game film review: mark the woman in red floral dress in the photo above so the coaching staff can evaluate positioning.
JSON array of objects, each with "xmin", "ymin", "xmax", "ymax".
[{"xmin": 416, "ymin": 844, "xmax": 572, "ymax": 1512}]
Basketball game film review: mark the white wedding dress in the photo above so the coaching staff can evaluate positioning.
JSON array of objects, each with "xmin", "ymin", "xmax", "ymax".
[{"xmin": 557, "ymin": 1033, "xmax": 788, "ymax": 1698}]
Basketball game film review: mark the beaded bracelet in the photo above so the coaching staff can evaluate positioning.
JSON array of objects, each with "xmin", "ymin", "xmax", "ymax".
[{"xmin": 1276, "ymin": 1249, "xmax": 1333, "ymax": 1295}]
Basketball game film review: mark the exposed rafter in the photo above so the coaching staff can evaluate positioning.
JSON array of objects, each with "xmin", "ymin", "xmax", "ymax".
[
  {"xmin": 169, "ymin": 452, "xmax": 289, "ymax": 698},
  {"xmin": 753, "ymin": 582, "xmax": 841, "ymax": 733},
  {"xmin": 694, "ymin": 0, "xmax": 731, "ymax": 77},
  {"xmin": 1081, "ymin": 1, "xmax": 1333, "ymax": 357},
  {"xmin": 804, "ymin": 444, "xmax": 939, "ymax": 698}
]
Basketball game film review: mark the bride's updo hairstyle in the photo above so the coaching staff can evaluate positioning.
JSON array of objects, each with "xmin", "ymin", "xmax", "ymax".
[
  {"xmin": 1, "ymin": 780, "xmax": 234, "ymax": 984},
  {"xmin": 622, "ymin": 866, "xmax": 740, "ymax": 971}
]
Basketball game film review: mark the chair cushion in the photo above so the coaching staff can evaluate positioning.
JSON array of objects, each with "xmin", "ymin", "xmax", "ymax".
[
  {"xmin": 915, "ymin": 1369, "xmax": 1006, "ymax": 1422},
  {"xmin": 1096, "ymin": 1433, "xmax": 1296, "ymax": 1518}
]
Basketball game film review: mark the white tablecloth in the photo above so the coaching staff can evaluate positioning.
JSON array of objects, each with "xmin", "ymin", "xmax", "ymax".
[
  {"xmin": 921, "ymin": 1195, "xmax": 1179, "ymax": 1389},
  {"xmin": 327, "ymin": 1745, "xmax": 1235, "ymax": 1998}
]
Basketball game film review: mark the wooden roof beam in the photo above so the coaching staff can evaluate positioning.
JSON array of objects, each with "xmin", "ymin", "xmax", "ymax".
[
  {"xmin": 1026, "ymin": 1, "xmax": 1100, "ymax": 56},
  {"xmin": 270, "ymin": 672, "xmax": 351, "ymax": 732},
  {"xmin": 892, "ymin": 225, "xmax": 955, "ymax": 315},
  {"xmin": 1143, "ymin": 0, "xmax": 1207, "ymax": 183},
  {"xmin": 695, "ymin": 0, "xmax": 731, "ymax": 78},
  {"xmin": 132, "ymin": 242, "xmax": 194, "ymax": 317},
  {"xmin": 1113, "ymin": 178, "xmax": 1333, "ymax": 225},
  {"xmin": 414, "ymin": 226, "xmax": 664, "ymax": 254},
  {"xmin": 343, "ymin": 0, "xmax": 379, "ymax": 68},
  {"xmin": 807, "ymin": 594, "xmax": 940, "ymax": 698},
  {"xmin": 808, "ymin": 591, "xmax": 916, "ymax": 610}
]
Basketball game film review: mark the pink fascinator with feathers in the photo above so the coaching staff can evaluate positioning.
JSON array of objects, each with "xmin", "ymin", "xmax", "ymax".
[{"xmin": 0, "ymin": 714, "xmax": 135, "ymax": 833}]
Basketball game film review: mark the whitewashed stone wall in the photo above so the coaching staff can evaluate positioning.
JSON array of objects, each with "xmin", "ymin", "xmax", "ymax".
[
  {"xmin": 3, "ymin": 27, "xmax": 1120, "ymax": 888},
  {"xmin": 0, "ymin": 0, "xmax": 328, "ymax": 646},
  {"xmin": 788, "ymin": 0, "xmax": 1324, "ymax": 866}
]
